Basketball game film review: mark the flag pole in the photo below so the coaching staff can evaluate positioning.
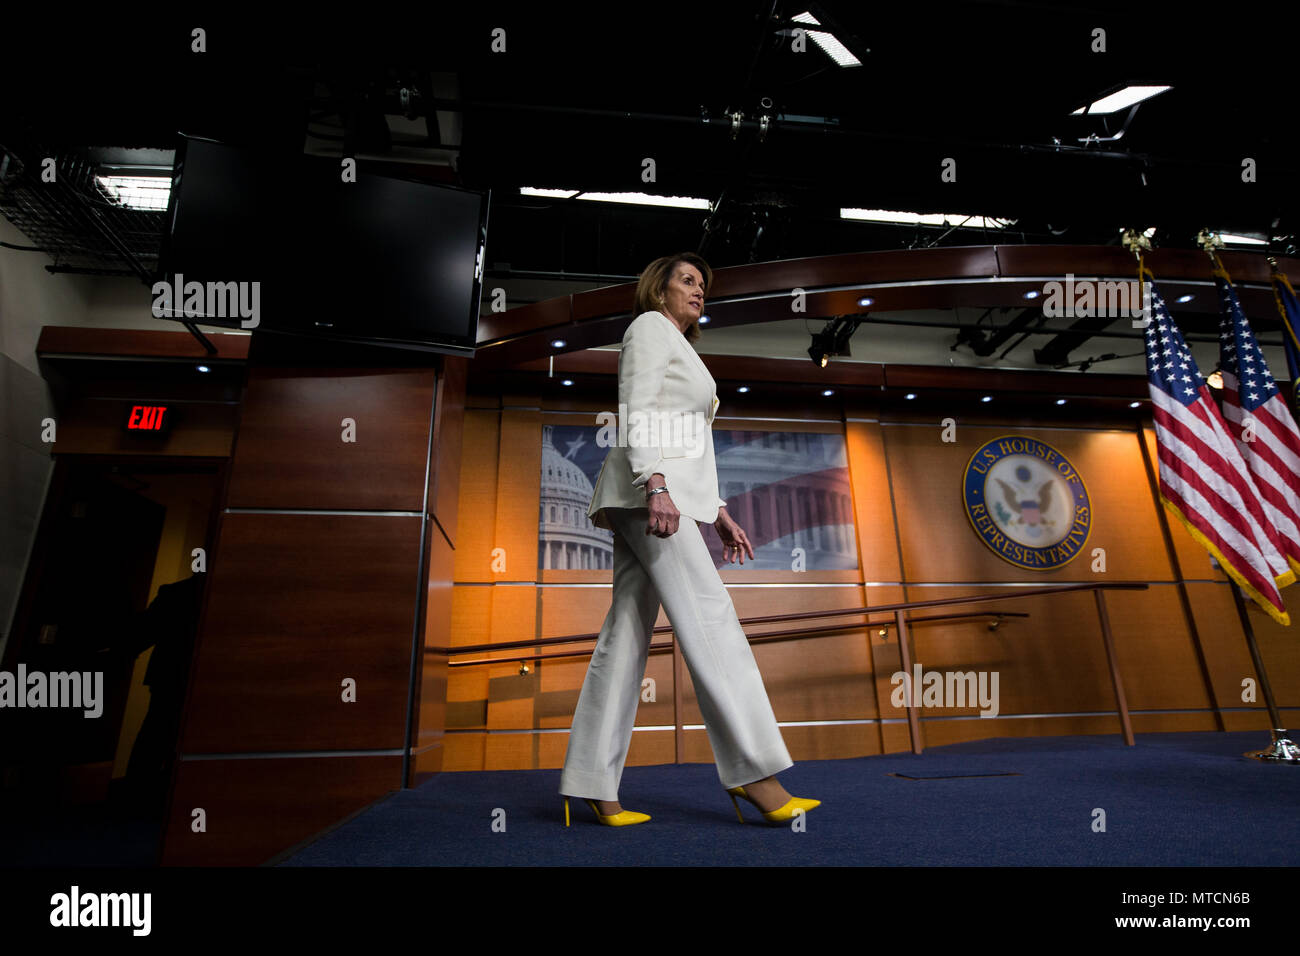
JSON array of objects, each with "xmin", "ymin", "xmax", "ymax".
[
  {"xmin": 1196, "ymin": 227, "xmax": 1226, "ymax": 274},
  {"xmin": 1203, "ymin": 231, "xmax": 1300, "ymax": 761},
  {"xmin": 1227, "ymin": 581, "xmax": 1300, "ymax": 762},
  {"xmin": 1120, "ymin": 227, "xmax": 1151, "ymax": 318},
  {"xmin": 1267, "ymin": 256, "xmax": 1300, "ymax": 420}
]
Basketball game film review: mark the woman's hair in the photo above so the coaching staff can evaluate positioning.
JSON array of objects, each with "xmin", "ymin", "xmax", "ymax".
[{"xmin": 634, "ymin": 252, "xmax": 712, "ymax": 343}]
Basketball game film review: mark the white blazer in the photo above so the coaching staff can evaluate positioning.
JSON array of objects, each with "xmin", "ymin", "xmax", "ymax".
[{"xmin": 588, "ymin": 310, "xmax": 726, "ymax": 530}]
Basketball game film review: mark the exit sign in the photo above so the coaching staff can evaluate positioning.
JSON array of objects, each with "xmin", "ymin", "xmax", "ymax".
[{"xmin": 123, "ymin": 403, "xmax": 173, "ymax": 436}]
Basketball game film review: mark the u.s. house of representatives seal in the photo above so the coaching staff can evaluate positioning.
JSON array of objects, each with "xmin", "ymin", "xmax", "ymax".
[{"xmin": 962, "ymin": 435, "xmax": 1092, "ymax": 570}]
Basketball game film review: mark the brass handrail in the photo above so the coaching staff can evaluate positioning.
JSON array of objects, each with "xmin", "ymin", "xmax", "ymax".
[
  {"xmin": 425, "ymin": 582, "xmax": 1147, "ymax": 655},
  {"xmin": 429, "ymin": 581, "xmax": 1146, "ymax": 755},
  {"xmin": 446, "ymin": 610, "xmax": 1030, "ymax": 667}
]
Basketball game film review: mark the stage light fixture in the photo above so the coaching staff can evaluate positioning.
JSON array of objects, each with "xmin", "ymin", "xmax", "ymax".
[
  {"xmin": 808, "ymin": 337, "xmax": 830, "ymax": 367},
  {"xmin": 807, "ymin": 314, "xmax": 864, "ymax": 366}
]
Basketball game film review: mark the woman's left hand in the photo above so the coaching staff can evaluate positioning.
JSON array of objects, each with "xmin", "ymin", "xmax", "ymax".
[{"xmin": 714, "ymin": 509, "xmax": 755, "ymax": 564}]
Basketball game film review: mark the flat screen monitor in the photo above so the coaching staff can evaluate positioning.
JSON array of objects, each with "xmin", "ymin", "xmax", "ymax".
[{"xmin": 158, "ymin": 134, "xmax": 488, "ymax": 356}]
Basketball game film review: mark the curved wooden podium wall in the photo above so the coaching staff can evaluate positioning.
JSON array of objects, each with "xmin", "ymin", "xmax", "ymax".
[{"xmin": 475, "ymin": 244, "xmax": 1300, "ymax": 365}]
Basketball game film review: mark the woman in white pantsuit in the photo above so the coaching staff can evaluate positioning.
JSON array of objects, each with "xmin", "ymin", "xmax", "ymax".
[{"xmin": 560, "ymin": 253, "xmax": 820, "ymax": 827}]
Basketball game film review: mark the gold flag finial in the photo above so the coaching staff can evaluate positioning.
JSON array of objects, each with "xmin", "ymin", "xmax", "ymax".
[
  {"xmin": 1197, "ymin": 228, "xmax": 1225, "ymax": 253},
  {"xmin": 1121, "ymin": 227, "xmax": 1151, "ymax": 263},
  {"xmin": 1122, "ymin": 229, "xmax": 1154, "ymax": 323},
  {"xmin": 1199, "ymin": 229, "xmax": 1228, "ymax": 277}
]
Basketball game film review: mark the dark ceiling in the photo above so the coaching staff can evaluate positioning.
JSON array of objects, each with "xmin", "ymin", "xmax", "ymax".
[{"xmin": 2, "ymin": 1, "xmax": 1298, "ymax": 284}]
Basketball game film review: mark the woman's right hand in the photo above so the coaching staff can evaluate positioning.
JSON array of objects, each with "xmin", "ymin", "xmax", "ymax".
[{"xmin": 646, "ymin": 489, "xmax": 680, "ymax": 538}]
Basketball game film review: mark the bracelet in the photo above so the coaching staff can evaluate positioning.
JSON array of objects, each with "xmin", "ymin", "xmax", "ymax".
[{"xmin": 646, "ymin": 485, "xmax": 669, "ymax": 497}]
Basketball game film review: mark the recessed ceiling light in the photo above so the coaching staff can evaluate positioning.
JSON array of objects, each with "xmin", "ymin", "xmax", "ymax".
[
  {"xmin": 822, "ymin": 389, "xmax": 834, "ymax": 396},
  {"xmin": 791, "ymin": 11, "xmax": 862, "ymax": 67},
  {"xmin": 699, "ymin": 314, "xmax": 710, "ymax": 324},
  {"xmin": 1056, "ymin": 399, "xmax": 1067, "ymax": 405},
  {"xmin": 1129, "ymin": 401, "xmax": 1141, "ymax": 408},
  {"xmin": 519, "ymin": 187, "xmax": 579, "ymax": 199},
  {"xmin": 1023, "ymin": 290, "xmax": 1040, "ymax": 300},
  {"xmin": 1073, "ymin": 85, "xmax": 1172, "ymax": 115},
  {"xmin": 521, "ymin": 187, "xmax": 710, "ymax": 209},
  {"xmin": 561, "ymin": 379, "xmax": 574, "ymax": 386},
  {"xmin": 737, "ymin": 386, "xmax": 749, "ymax": 393},
  {"xmin": 840, "ymin": 208, "xmax": 1014, "ymax": 228},
  {"xmin": 196, "ymin": 365, "xmax": 210, "ymax": 373},
  {"xmin": 981, "ymin": 395, "xmax": 993, "ymax": 403},
  {"xmin": 95, "ymin": 173, "xmax": 171, "ymax": 211},
  {"xmin": 857, "ymin": 297, "xmax": 873, "ymax": 307},
  {"xmin": 1176, "ymin": 294, "xmax": 1194, "ymax": 303},
  {"xmin": 905, "ymin": 393, "xmax": 917, "ymax": 400},
  {"xmin": 551, "ymin": 339, "xmax": 567, "ymax": 348}
]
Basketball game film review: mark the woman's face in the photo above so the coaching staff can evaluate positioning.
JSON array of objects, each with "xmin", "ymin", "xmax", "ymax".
[{"xmin": 660, "ymin": 262, "xmax": 705, "ymax": 329}]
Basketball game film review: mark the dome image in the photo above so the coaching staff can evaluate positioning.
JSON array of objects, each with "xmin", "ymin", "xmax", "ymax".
[{"xmin": 538, "ymin": 425, "xmax": 614, "ymax": 570}]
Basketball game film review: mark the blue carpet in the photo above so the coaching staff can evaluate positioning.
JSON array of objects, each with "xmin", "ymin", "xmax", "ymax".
[
  {"xmin": 0, "ymin": 803, "xmax": 162, "ymax": 867},
  {"xmin": 277, "ymin": 731, "xmax": 1300, "ymax": 866}
]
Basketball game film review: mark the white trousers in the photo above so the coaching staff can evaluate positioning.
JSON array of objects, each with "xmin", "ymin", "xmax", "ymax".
[{"xmin": 559, "ymin": 507, "xmax": 793, "ymax": 801}]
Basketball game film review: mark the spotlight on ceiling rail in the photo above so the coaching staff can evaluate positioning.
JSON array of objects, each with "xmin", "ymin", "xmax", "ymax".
[{"xmin": 808, "ymin": 314, "xmax": 865, "ymax": 367}]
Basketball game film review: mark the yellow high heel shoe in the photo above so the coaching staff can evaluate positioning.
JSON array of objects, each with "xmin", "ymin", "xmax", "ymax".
[
  {"xmin": 726, "ymin": 786, "xmax": 820, "ymax": 824},
  {"xmin": 563, "ymin": 796, "xmax": 651, "ymax": 827}
]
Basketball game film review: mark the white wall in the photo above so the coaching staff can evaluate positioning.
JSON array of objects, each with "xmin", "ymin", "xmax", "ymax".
[{"xmin": 0, "ymin": 214, "xmax": 94, "ymax": 654}]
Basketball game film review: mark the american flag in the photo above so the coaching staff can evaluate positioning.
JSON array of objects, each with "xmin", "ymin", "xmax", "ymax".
[
  {"xmin": 1216, "ymin": 272, "xmax": 1300, "ymax": 581},
  {"xmin": 1143, "ymin": 271, "xmax": 1293, "ymax": 625}
]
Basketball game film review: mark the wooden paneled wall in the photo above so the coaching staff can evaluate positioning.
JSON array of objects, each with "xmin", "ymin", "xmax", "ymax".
[
  {"xmin": 411, "ymin": 356, "xmax": 466, "ymax": 781},
  {"xmin": 161, "ymin": 346, "xmax": 466, "ymax": 866},
  {"xmin": 442, "ymin": 384, "xmax": 1299, "ymax": 777}
]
